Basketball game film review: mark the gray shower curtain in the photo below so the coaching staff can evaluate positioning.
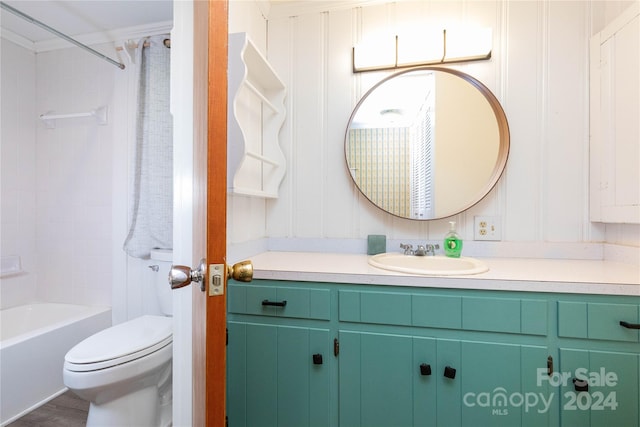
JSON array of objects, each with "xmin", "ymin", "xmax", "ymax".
[{"xmin": 123, "ymin": 35, "xmax": 173, "ymax": 259}]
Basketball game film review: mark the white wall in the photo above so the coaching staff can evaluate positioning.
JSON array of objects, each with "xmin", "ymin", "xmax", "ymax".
[
  {"xmin": 2, "ymin": 1, "xmax": 636, "ymax": 313},
  {"xmin": 228, "ymin": 0, "xmax": 639, "ymax": 261}
]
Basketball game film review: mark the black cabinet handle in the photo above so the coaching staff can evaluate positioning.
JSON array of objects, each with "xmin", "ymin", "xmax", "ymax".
[
  {"xmin": 620, "ymin": 321, "xmax": 640, "ymax": 329},
  {"xmin": 444, "ymin": 366, "xmax": 457, "ymax": 379},
  {"xmin": 573, "ymin": 378, "xmax": 589, "ymax": 392},
  {"xmin": 420, "ymin": 363, "xmax": 432, "ymax": 376},
  {"xmin": 313, "ymin": 354, "xmax": 323, "ymax": 365},
  {"xmin": 262, "ymin": 300, "xmax": 287, "ymax": 307}
]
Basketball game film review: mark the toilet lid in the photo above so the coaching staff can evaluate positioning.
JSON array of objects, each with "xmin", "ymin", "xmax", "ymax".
[{"xmin": 65, "ymin": 315, "xmax": 172, "ymax": 371}]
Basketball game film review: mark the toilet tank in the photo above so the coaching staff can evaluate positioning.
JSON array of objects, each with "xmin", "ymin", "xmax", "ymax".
[{"xmin": 150, "ymin": 249, "xmax": 173, "ymax": 316}]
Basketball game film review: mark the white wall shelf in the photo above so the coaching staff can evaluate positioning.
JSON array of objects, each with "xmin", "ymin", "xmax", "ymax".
[{"xmin": 228, "ymin": 32, "xmax": 287, "ymax": 199}]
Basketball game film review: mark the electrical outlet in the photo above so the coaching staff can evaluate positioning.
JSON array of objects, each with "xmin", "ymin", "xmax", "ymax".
[{"xmin": 474, "ymin": 216, "xmax": 502, "ymax": 241}]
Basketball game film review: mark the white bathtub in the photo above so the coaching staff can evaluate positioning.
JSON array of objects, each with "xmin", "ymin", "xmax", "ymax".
[{"xmin": 0, "ymin": 303, "xmax": 111, "ymax": 426}]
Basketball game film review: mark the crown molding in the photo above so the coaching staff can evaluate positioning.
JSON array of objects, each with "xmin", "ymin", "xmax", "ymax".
[
  {"xmin": 268, "ymin": 0, "xmax": 391, "ymax": 19},
  {"xmin": 1, "ymin": 27, "xmax": 36, "ymax": 51}
]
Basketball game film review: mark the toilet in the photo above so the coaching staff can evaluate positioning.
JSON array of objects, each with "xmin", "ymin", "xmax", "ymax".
[{"xmin": 63, "ymin": 250, "xmax": 173, "ymax": 427}]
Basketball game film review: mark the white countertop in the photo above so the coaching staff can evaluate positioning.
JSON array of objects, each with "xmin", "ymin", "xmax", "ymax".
[{"xmin": 249, "ymin": 251, "xmax": 640, "ymax": 296}]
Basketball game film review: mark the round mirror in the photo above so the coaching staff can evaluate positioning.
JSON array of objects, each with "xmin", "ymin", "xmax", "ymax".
[{"xmin": 345, "ymin": 66, "xmax": 509, "ymax": 220}]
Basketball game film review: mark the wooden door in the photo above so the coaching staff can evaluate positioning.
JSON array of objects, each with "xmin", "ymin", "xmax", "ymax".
[{"xmin": 192, "ymin": 0, "xmax": 228, "ymax": 426}]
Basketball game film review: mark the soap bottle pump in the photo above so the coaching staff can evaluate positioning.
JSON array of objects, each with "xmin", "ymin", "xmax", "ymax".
[{"xmin": 444, "ymin": 221, "xmax": 463, "ymax": 258}]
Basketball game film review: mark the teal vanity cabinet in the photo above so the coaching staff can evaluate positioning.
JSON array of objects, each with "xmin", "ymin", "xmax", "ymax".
[
  {"xmin": 556, "ymin": 299, "xmax": 640, "ymax": 427},
  {"xmin": 227, "ymin": 279, "xmax": 640, "ymax": 427},
  {"xmin": 338, "ymin": 289, "xmax": 552, "ymax": 427},
  {"xmin": 227, "ymin": 282, "xmax": 333, "ymax": 427}
]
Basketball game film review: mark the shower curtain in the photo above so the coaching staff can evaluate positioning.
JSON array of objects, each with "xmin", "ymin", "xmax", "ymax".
[{"xmin": 123, "ymin": 35, "xmax": 173, "ymax": 259}]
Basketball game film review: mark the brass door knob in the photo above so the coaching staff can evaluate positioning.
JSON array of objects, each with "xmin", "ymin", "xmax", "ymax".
[{"xmin": 227, "ymin": 260, "xmax": 253, "ymax": 282}]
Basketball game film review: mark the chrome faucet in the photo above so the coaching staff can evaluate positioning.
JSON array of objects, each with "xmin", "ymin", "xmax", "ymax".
[
  {"xmin": 401, "ymin": 243, "xmax": 439, "ymax": 256},
  {"xmin": 415, "ymin": 245, "xmax": 428, "ymax": 256},
  {"xmin": 424, "ymin": 243, "xmax": 440, "ymax": 256},
  {"xmin": 400, "ymin": 243, "xmax": 414, "ymax": 255}
]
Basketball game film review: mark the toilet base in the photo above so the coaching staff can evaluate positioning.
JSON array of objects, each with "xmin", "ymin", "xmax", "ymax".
[{"xmin": 86, "ymin": 386, "xmax": 171, "ymax": 427}]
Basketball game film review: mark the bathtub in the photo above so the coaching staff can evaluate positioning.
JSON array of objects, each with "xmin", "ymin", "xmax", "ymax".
[{"xmin": 0, "ymin": 303, "xmax": 111, "ymax": 426}]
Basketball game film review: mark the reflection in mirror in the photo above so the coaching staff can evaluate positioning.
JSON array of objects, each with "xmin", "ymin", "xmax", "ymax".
[{"xmin": 345, "ymin": 67, "xmax": 509, "ymax": 220}]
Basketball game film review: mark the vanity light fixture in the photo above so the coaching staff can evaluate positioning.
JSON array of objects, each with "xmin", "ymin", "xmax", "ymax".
[
  {"xmin": 352, "ymin": 34, "xmax": 397, "ymax": 72},
  {"xmin": 352, "ymin": 27, "xmax": 492, "ymax": 73}
]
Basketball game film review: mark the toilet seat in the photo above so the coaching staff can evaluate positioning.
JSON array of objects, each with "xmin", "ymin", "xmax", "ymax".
[{"xmin": 64, "ymin": 315, "xmax": 172, "ymax": 372}]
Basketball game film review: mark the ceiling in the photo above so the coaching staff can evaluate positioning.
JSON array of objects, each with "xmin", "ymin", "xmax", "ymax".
[{"xmin": 1, "ymin": 1, "xmax": 173, "ymax": 44}]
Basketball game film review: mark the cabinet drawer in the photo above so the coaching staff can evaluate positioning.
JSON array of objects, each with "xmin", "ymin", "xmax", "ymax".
[
  {"xmin": 558, "ymin": 301, "xmax": 640, "ymax": 342},
  {"xmin": 461, "ymin": 297, "xmax": 547, "ymax": 335},
  {"xmin": 339, "ymin": 290, "xmax": 411, "ymax": 325},
  {"xmin": 412, "ymin": 295, "xmax": 461, "ymax": 329},
  {"xmin": 229, "ymin": 284, "xmax": 330, "ymax": 320},
  {"xmin": 339, "ymin": 290, "xmax": 547, "ymax": 335}
]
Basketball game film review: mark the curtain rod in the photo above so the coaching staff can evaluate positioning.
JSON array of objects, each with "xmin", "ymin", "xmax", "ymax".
[{"xmin": 0, "ymin": 1, "xmax": 125, "ymax": 70}]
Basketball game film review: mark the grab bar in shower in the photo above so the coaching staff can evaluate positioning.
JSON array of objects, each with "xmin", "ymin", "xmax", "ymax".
[{"xmin": 40, "ymin": 106, "xmax": 108, "ymax": 129}]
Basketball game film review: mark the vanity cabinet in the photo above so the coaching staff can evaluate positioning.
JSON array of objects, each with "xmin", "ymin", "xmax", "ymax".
[
  {"xmin": 227, "ymin": 280, "xmax": 640, "ymax": 427},
  {"xmin": 226, "ymin": 283, "xmax": 332, "ymax": 427},
  {"xmin": 339, "ymin": 332, "xmax": 550, "ymax": 427},
  {"xmin": 338, "ymin": 289, "xmax": 551, "ymax": 427},
  {"xmin": 227, "ymin": 322, "xmax": 331, "ymax": 427},
  {"xmin": 557, "ymin": 299, "xmax": 640, "ymax": 427}
]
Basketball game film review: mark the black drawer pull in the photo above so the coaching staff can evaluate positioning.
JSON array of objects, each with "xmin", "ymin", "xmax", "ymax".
[
  {"xmin": 443, "ymin": 366, "xmax": 457, "ymax": 379},
  {"xmin": 262, "ymin": 300, "xmax": 287, "ymax": 307},
  {"xmin": 573, "ymin": 378, "xmax": 589, "ymax": 392},
  {"xmin": 419, "ymin": 363, "xmax": 432, "ymax": 376},
  {"xmin": 620, "ymin": 321, "xmax": 640, "ymax": 329},
  {"xmin": 313, "ymin": 354, "xmax": 323, "ymax": 365}
]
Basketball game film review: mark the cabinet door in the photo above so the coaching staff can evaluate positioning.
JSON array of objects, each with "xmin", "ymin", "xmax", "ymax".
[
  {"xmin": 590, "ymin": 3, "xmax": 640, "ymax": 223},
  {"xmin": 339, "ymin": 331, "xmax": 552, "ymax": 427},
  {"xmin": 460, "ymin": 341, "xmax": 552, "ymax": 427},
  {"xmin": 227, "ymin": 322, "xmax": 330, "ymax": 427},
  {"xmin": 339, "ymin": 331, "xmax": 440, "ymax": 427},
  {"xmin": 559, "ymin": 348, "xmax": 639, "ymax": 427},
  {"xmin": 436, "ymin": 338, "xmax": 462, "ymax": 427}
]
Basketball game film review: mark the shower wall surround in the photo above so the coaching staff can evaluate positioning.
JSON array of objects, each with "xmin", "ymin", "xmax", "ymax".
[
  {"xmin": 227, "ymin": 0, "xmax": 639, "ymax": 260},
  {"xmin": 0, "ymin": 35, "xmax": 167, "ymax": 320},
  {"xmin": 1, "ymin": 40, "xmax": 37, "ymax": 309},
  {"xmin": 34, "ymin": 44, "xmax": 116, "ymax": 307},
  {"xmin": 1, "ymin": 38, "xmax": 116, "ymax": 310}
]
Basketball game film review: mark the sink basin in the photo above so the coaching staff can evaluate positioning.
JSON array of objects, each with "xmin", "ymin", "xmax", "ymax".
[{"xmin": 368, "ymin": 253, "xmax": 489, "ymax": 276}]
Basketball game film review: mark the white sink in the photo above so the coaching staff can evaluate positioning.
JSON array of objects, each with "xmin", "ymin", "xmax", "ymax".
[{"xmin": 368, "ymin": 253, "xmax": 489, "ymax": 276}]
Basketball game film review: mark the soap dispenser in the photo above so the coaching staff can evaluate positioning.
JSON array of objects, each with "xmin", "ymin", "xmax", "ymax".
[{"xmin": 444, "ymin": 221, "xmax": 463, "ymax": 258}]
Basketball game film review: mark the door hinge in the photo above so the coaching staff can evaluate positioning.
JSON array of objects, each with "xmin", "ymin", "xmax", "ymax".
[
  {"xmin": 334, "ymin": 338, "xmax": 339, "ymax": 357},
  {"xmin": 225, "ymin": 415, "xmax": 228, "ymax": 427},
  {"xmin": 226, "ymin": 328, "xmax": 228, "ymax": 346}
]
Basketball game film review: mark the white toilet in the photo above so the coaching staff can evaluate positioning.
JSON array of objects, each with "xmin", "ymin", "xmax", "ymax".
[{"xmin": 63, "ymin": 250, "xmax": 174, "ymax": 427}]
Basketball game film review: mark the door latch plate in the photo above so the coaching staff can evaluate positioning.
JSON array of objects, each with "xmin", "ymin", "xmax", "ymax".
[{"xmin": 209, "ymin": 264, "xmax": 225, "ymax": 296}]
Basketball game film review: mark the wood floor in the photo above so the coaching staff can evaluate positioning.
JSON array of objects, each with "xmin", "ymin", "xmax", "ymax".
[{"xmin": 8, "ymin": 391, "xmax": 88, "ymax": 427}]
